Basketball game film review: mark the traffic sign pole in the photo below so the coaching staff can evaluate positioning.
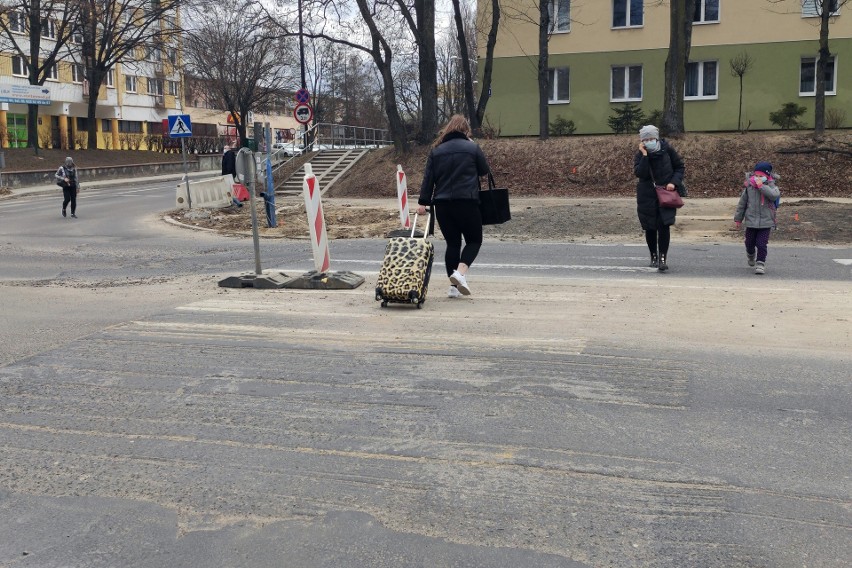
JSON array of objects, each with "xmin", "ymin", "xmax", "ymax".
[{"xmin": 181, "ymin": 138, "xmax": 192, "ymax": 209}]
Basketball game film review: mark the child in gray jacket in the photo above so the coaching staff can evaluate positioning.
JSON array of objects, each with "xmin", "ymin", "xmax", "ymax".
[{"xmin": 734, "ymin": 161, "xmax": 780, "ymax": 275}]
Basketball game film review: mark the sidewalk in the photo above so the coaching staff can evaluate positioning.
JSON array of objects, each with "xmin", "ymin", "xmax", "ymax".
[{"xmin": 1, "ymin": 170, "xmax": 218, "ymax": 200}]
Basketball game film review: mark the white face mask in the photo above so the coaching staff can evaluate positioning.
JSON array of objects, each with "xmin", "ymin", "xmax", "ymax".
[{"xmin": 643, "ymin": 139, "xmax": 659, "ymax": 152}]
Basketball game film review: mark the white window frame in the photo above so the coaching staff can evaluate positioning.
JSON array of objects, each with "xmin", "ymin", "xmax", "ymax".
[
  {"xmin": 547, "ymin": 67, "xmax": 570, "ymax": 103},
  {"xmin": 612, "ymin": 0, "xmax": 643, "ymax": 29},
  {"xmin": 611, "ymin": 65, "xmax": 643, "ymax": 102},
  {"xmin": 72, "ymin": 64, "xmax": 85, "ymax": 84},
  {"xmin": 799, "ymin": 55, "xmax": 837, "ymax": 95},
  {"xmin": 549, "ymin": 0, "xmax": 571, "ymax": 33},
  {"xmin": 693, "ymin": 0, "xmax": 720, "ymax": 24},
  {"xmin": 147, "ymin": 77, "xmax": 164, "ymax": 96},
  {"xmin": 9, "ymin": 11, "xmax": 27, "ymax": 33},
  {"xmin": 106, "ymin": 69, "xmax": 115, "ymax": 88},
  {"xmin": 145, "ymin": 45, "xmax": 161, "ymax": 62},
  {"xmin": 685, "ymin": 60, "xmax": 719, "ymax": 99},
  {"xmin": 11, "ymin": 55, "xmax": 27, "ymax": 77},
  {"xmin": 167, "ymin": 80, "xmax": 179, "ymax": 96},
  {"xmin": 45, "ymin": 63, "xmax": 58, "ymax": 81},
  {"xmin": 40, "ymin": 18, "xmax": 56, "ymax": 39},
  {"xmin": 802, "ymin": 0, "xmax": 839, "ymax": 17},
  {"xmin": 167, "ymin": 48, "xmax": 177, "ymax": 65},
  {"xmin": 125, "ymin": 75, "xmax": 137, "ymax": 93}
]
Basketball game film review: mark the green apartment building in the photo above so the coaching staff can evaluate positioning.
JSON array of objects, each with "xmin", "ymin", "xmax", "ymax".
[{"xmin": 481, "ymin": 0, "xmax": 852, "ymax": 135}]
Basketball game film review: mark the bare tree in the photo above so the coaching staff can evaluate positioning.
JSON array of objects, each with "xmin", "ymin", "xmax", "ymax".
[
  {"xmin": 0, "ymin": 0, "xmax": 80, "ymax": 152},
  {"xmin": 393, "ymin": 0, "xmax": 438, "ymax": 142},
  {"xmin": 661, "ymin": 0, "xmax": 697, "ymax": 136},
  {"xmin": 279, "ymin": 0, "xmax": 413, "ymax": 151},
  {"xmin": 501, "ymin": 0, "xmax": 567, "ymax": 140},
  {"xmin": 183, "ymin": 0, "xmax": 289, "ymax": 146},
  {"xmin": 77, "ymin": 0, "xmax": 182, "ymax": 148},
  {"xmin": 729, "ymin": 51, "xmax": 753, "ymax": 133},
  {"xmin": 473, "ymin": 0, "xmax": 499, "ymax": 131},
  {"xmin": 449, "ymin": 0, "xmax": 477, "ymax": 129},
  {"xmin": 536, "ymin": 0, "xmax": 549, "ymax": 140},
  {"xmin": 767, "ymin": 0, "xmax": 848, "ymax": 137}
]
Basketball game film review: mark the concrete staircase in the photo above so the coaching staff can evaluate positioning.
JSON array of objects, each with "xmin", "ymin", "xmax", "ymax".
[{"xmin": 276, "ymin": 149, "xmax": 368, "ymax": 197}]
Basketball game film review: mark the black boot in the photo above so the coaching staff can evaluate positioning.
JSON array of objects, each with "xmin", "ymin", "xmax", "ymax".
[
  {"xmin": 649, "ymin": 252, "xmax": 658, "ymax": 268},
  {"xmin": 658, "ymin": 253, "xmax": 668, "ymax": 272}
]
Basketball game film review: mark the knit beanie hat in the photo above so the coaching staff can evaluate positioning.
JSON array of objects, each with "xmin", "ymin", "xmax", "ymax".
[
  {"xmin": 754, "ymin": 161, "xmax": 772, "ymax": 175},
  {"xmin": 639, "ymin": 125, "xmax": 659, "ymax": 140}
]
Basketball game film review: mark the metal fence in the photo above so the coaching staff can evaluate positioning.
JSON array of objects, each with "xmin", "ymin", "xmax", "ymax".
[{"xmin": 296, "ymin": 123, "xmax": 392, "ymax": 150}]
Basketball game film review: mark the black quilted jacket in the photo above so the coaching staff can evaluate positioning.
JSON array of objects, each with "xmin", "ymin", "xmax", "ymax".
[{"xmin": 418, "ymin": 132, "xmax": 490, "ymax": 205}]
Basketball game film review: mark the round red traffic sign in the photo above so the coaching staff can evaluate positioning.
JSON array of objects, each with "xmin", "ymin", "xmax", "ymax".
[
  {"xmin": 294, "ymin": 103, "xmax": 314, "ymax": 124},
  {"xmin": 295, "ymin": 88, "xmax": 310, "ymax": 104}
]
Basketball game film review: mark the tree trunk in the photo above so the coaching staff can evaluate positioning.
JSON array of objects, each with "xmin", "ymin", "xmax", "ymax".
[
  {"xmin": 26, "ymin": 103, "xmax": 40, "ymax": 153},
  {"xmin": 475, "ymin": 0, "xmax": 500, "ymax": 132},
  {"xmin": 738, "ymin": 75, "xmax": 744, "ymax": 132},
  {"xmin": 415, "ymin": 0, "xmax": 438, "ymax": 142},
  {"xmin": 537, "ymin": 1, "xmax": 549, "ymax": 140},
  {"xmin": 86, "ymin": 69, "xmax": 105, "ymax": 149},
  {"xmin": 662, "ymin": 0, "xmax": 697, "ymax": 136},
  {"xmin": 814, "ymin": 0, "xmax": 832, "ymax": 137},
  {"xmin": 451, "ymin": 0, "xmax": 478, "ymax": 130}
]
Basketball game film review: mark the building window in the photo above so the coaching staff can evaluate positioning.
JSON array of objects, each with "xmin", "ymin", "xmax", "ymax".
[
  {"xmin": 802, "ymin": 0, "xmax": 839, "ymax": 17},
  {"xmin": 40, "ymin": 18, "xmax": 56, "ymax": 39},
  {"xmin": 145, "ymin": 46, "xmax": 161, "ymax": 62},
  {"xmin": 147, "ymin": 78, "xmax": 164, "ymax": 96},
  {"xmin": 106, "ymin": 69, "xmax": 115, "ymax": 87},
  {"xmin": 12, "ymin": 56, "xmax": 27, "ymax": 77},
  {"xmin": 685, "ymin": 60, "xmax": 718, "ymax": 98},
  {"xmin": 45, "ymin": 63, "xmax": 58, "ymax": 81},
  {"xmin": 71, "ymin": 29, "xmax": 84, "ymax": 44},
  {"xmin": 125, "ymin": 75, "xmax": 137, "ymax": 93},
  {"xmin": 613, "ymin": 0, "xmax": 643, "ymax": 28},
  {"xmin": 76, "ymin": 117, "xmax": 89, "ymax": 131},
  {"xmin": 693, "ymin": 0, "xmax": 720, "ymax": 23},
  {"xmin": 9, "ymin": 11, "xmax": 27, "ymax": 33},
  {"xmin": 549, "ymin": 0, "xmax": 570, "ymax": 33},
  {"xmin": 72, "ymin": 64, "xmax": 85, "ymax": 84},
  {"xmin": 101, "ymin": 119, "xmax": 112, "ymax": 132},
  {"xmin": 167, "ymin": 48, "xmax": 178, "ymax": 65},
  {"xmin": 118, "ymin": 120, "xmax": 143, "ymax": 133},
  {"xmin": 167, "ymin": 80, "xmax": 179, "ymax": 96},
  {"xmin": 548, "ymin": 67, "xmax": 570, "ymax": 103},
  {"xmin": 611, "ymin": 65, "xmax": 642, "ymax": 101},
  {"xmin": 800, "ymin": 56, "xmax": 837, "ymax": 95}
]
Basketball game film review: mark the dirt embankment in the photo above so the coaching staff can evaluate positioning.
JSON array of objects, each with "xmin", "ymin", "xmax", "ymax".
[
  {"xmin": 329, "ymin": 131, "xmax": 852, "ymax": 200},
  {"xmin": 170, "ymin": 132, "xmax": 852, "ymax": 245}
]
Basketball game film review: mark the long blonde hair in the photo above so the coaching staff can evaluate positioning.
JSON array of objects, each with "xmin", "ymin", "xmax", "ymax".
[{"xmin": 431, "ymin": 114, "xmax": 472, "ymax": 148}]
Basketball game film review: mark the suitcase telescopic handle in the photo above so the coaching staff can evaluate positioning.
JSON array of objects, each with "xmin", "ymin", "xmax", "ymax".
[{"xmin": 410, "ymin": 211, "xmax": 432, "ymax": 239}]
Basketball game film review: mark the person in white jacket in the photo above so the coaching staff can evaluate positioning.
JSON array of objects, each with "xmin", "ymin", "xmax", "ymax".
[{"xmin": 734, "ymin": 161, "xmax": 781, "ymax": 275}]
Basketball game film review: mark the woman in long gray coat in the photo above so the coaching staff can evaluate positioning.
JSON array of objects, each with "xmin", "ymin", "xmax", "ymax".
[{"xmin": 633, "ymin": 125, "xmax": 685, "ymax": 272}]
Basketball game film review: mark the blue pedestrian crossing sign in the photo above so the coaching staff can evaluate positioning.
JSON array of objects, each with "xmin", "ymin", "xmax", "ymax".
[{"xmin": 168, "ymin": 114, "xmax": 192, "ymax": 137}]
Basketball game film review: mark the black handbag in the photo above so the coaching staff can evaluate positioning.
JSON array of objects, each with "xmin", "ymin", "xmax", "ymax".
[{"xmin": 479, "ymin": 173, "xmax": 511, "ymax": 225}]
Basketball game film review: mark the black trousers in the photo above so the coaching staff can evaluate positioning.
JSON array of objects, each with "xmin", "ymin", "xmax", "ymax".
[
  {"xmin": 62, "ymin": 184, "xmax": 77, "ymax": 214},
  {"xmin": 645, "ymin": 223, "xmax": 671, "ymax": 256},
  {"xmin": 434, "ymin": 200, "xmax": 483, "ymax": 278}
]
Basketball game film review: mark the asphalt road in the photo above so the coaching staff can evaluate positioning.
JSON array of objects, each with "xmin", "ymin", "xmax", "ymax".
[{"xmin": 0, "ymin": 180, "xmax": 850, "ymax": 567}]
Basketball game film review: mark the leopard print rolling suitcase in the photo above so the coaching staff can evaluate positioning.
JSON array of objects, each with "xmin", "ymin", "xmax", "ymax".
[{"xmin": 375, "ymin": 213, "xmax": 434, "ymax": 308}]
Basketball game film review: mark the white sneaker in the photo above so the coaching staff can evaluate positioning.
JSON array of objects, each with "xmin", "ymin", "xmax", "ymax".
[
  {"xmin": 449, "ymin": 270, "xmax": 471, "ymax": 295},
  {"xmin": 447, "ymin": 285, "xmax": 461, "ymax": 298}
]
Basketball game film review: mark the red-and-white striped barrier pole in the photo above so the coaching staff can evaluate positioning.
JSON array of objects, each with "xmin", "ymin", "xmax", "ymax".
[
  {"xmin": 302, "ymin": 164, "xmax": 331, "ymax": 273},
  {"xmin": 396, "ymin": 164, "xmax": 411, "ymax": 229}
]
